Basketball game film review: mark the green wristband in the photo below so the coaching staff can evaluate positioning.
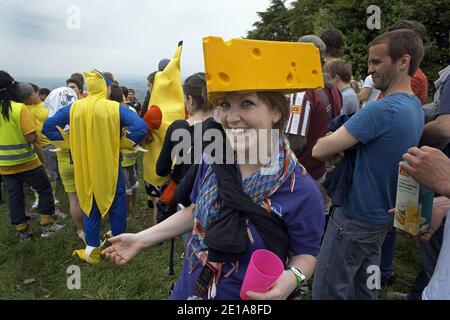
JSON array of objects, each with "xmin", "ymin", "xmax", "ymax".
[{"xmin": 289, "ymin": 266, "xmax": 306, "ymax": 289}]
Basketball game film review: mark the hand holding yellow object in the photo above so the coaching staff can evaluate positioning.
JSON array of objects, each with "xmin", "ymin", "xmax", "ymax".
[{"xmin": 51, "ymin": 126, "xmax": 70, "ymax": 150}]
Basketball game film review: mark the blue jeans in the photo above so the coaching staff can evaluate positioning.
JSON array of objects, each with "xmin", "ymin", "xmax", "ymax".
[
  {"xmin": 2, "ymin": 166, "xmax": 54, "ymax": 225},
  {"xmin": 380, "ymin": 226, "xmax": 396, "ymax": 281},
  {"xmin": 312, "ymin": 207, "xmax": 391, "ymax": 300}
]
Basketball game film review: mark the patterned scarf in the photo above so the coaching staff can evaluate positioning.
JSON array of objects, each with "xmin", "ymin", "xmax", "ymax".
[{"xmin": 189, "ymin": 137, "xmax": 300, "ymax": 266}]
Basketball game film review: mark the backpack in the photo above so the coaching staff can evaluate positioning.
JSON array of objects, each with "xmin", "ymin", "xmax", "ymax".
[
  {"xmin": 156, "ymin": 178, "xmax": 178, "ymax": 223},
  {"xmin": 317, "ymin": 87, "xmax": 342, "ymax": 123}
]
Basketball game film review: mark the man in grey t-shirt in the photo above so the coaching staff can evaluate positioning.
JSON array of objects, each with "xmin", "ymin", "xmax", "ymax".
[
  {"xmin": 340, "ymin": 87, "xmax": 359, "ymax": 114},
  {"xmin": 326, "ymin": 59, "xmax": 359, "ymax": 114}
]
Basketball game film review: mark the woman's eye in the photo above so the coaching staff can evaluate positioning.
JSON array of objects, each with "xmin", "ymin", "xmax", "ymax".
[
  {"xmin": 241, "ymin": 100, "xmax": 255, "ymax": 108},
  {"xmin": 219, "ymin": 101, "xmax": 230, "ymax": 109}
]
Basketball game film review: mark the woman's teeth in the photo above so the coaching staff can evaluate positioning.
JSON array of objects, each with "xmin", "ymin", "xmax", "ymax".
[{"xmin": 230, "ymin": 128, "xmax": 249, "ymax": 134}]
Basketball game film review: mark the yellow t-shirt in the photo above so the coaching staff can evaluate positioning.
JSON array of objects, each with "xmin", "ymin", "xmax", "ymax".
[
  {"xmin": 0, "ymin": 106, "xmax": 41, "ymax": 175},
  {"xmin": 27, "ymin": 102, "xmax": 51, "ymax": 147}
]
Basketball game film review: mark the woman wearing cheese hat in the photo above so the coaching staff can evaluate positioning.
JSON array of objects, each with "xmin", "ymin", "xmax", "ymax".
[
  {"xmin": 103, "ymin": 37, "xmax": 325, "ymax": 299},
  {"xmin": 43, "ymin": 70, "xmax": 147, "ymax": 264}
]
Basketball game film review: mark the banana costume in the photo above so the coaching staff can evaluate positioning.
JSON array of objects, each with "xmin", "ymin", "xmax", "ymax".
[
  {"xmin": 143, "ymin": 42, "xmax": 186, "ymax": 186},
  {"xmin": 70, "ymin": 71, "xmax": 121, "ymax": 217},
  {"xmin": 43, "ymin": 70, "xmax": 147, "ymax": 264}
]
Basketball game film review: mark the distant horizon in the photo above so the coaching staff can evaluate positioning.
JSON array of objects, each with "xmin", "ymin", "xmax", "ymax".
[
  {"xmin": 15, "ymin": 74, "xmax": 153, "ymax": 81},
  {"xmin": 13, "ymin": 74, "xmax": 188, "ymax": 81},
  {"xmin": 15, "ymin": 74, "xmax": 189, "ymax": 103}
]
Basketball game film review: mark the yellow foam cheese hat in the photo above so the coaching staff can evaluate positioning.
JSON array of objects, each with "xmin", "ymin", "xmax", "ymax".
[{"xmin": 203, "ymin": 36, "xmax": 324, "ymax": 105}]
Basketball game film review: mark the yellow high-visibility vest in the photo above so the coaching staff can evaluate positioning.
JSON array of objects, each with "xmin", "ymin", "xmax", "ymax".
[{"xmin": 0, "ymin": 101, "xmax": 38, "ymax": 166}]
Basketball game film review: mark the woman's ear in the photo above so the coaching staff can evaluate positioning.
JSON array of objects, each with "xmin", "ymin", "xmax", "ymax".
[
  {"xmin": 272, "ymin": 109, "xmax": 282, "ymax": 125},
  {"xmin": 187, "ymin": 95, "xmax": 195, "ymax": 113},
  {"xmin": 184, "ymin": 94, "xmax": 192, "ymax": 107}
]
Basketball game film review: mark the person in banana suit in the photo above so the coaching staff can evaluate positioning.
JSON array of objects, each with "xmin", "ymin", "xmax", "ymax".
[{"xmin": 43, "ymin": 70, "xmax": 147, "ymax": 264}]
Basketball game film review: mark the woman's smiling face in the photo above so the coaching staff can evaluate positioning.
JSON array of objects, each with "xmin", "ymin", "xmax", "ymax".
[{"xmin": 218, "ymin": 92, "xmax": 281, "ymax": 158}]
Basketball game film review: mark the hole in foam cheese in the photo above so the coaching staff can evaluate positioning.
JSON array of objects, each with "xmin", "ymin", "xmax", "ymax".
[
  {"xmin": 286, "ymin": 73, "xmax": 294, "ymax": 84},
  {"xmin": 252, "ymin": 48, "xmax": 262, "ymax": 58},
  {"xmin": 203, "ymin": 36, "xmax": 324, "ymax": 106},
  {"xmin": 218, "ymin": 72, "xmax": 230, "ymax": 84}
]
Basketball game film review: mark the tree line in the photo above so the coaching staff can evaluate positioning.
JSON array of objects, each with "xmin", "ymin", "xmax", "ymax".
[{"xmin": 247, "ymin": 0, "xmax": 450, "ymax": 95}]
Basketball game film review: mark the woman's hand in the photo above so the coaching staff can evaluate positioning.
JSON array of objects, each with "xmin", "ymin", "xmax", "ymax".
[
  {"xmin": 245, "ymin": 270, "xmax": 297, "ymax": 300},
  {"xmin": 101, "ymin": 233, "xmax": 143, "ymax": 265}
]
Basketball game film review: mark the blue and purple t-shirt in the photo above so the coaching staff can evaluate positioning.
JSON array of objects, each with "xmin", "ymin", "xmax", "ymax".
[{"xmin": 170, "ymin": 161, "xmax": 325, "ymax": 300}]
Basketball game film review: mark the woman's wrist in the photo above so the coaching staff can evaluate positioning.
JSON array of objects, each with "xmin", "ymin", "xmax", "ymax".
[
  {"xmin": 281, "ymin": 269, "xmax": 298, "ymax": 297},
  {"xmin": 136, "ymin": 231, "xmax": 152, "ymax": 250},
  {"xmin": 288, "ymin": 266, "xmax": 306, "ymax": 289}
]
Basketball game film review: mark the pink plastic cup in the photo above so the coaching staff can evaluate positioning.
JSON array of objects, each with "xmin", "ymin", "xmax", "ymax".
[{"xmin": 240, "ymin": 249, "xmax": 284, "ymax": 300}]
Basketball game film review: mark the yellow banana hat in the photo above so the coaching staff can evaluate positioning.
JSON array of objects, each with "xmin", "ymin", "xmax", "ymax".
[{"xmin": 143, "ymin": 42, "xmax": 185, "ymax": 186}]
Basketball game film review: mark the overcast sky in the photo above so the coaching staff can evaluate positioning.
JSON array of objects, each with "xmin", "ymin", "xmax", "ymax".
[{"xmin": 0, "ymin": 0, "xmax": 291, "ymax": 80}]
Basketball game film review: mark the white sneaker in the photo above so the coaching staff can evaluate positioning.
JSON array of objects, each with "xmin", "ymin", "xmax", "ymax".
[
  {"xmin": 54, "ymin": 208, "xmax": 67, "ymax": 219},
  {"xmin": 40, "ymin": 222, "xmax": 65, "ymax": 238},
  {"xmin": 26, "ymin": 211, "xmax": 41, "ymax": 220}
]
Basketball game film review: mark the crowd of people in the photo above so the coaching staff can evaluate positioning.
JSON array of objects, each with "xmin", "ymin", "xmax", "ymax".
[{"xmin": 0, "ymin": 19, "xmax": 449, "ymax": 300}]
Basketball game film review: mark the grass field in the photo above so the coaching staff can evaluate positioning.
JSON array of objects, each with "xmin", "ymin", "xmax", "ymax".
[{"xmin": 0, "ymin": 158, "xmax": 422, "ymax": 300}]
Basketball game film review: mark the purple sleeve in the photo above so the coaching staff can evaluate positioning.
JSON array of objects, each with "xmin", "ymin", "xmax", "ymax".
[
  {"xmin": 189, "ymin": 159, "xmax": 210, "ymax": 204},
  {"xmin": 270, "ymin": 167, "xmax": 325, "ymax": 256}
]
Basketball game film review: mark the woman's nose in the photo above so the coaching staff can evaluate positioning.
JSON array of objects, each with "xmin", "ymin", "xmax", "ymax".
[{"xmin": 226, "ymin": 106, "xmax": 241, "ymax": 124}]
